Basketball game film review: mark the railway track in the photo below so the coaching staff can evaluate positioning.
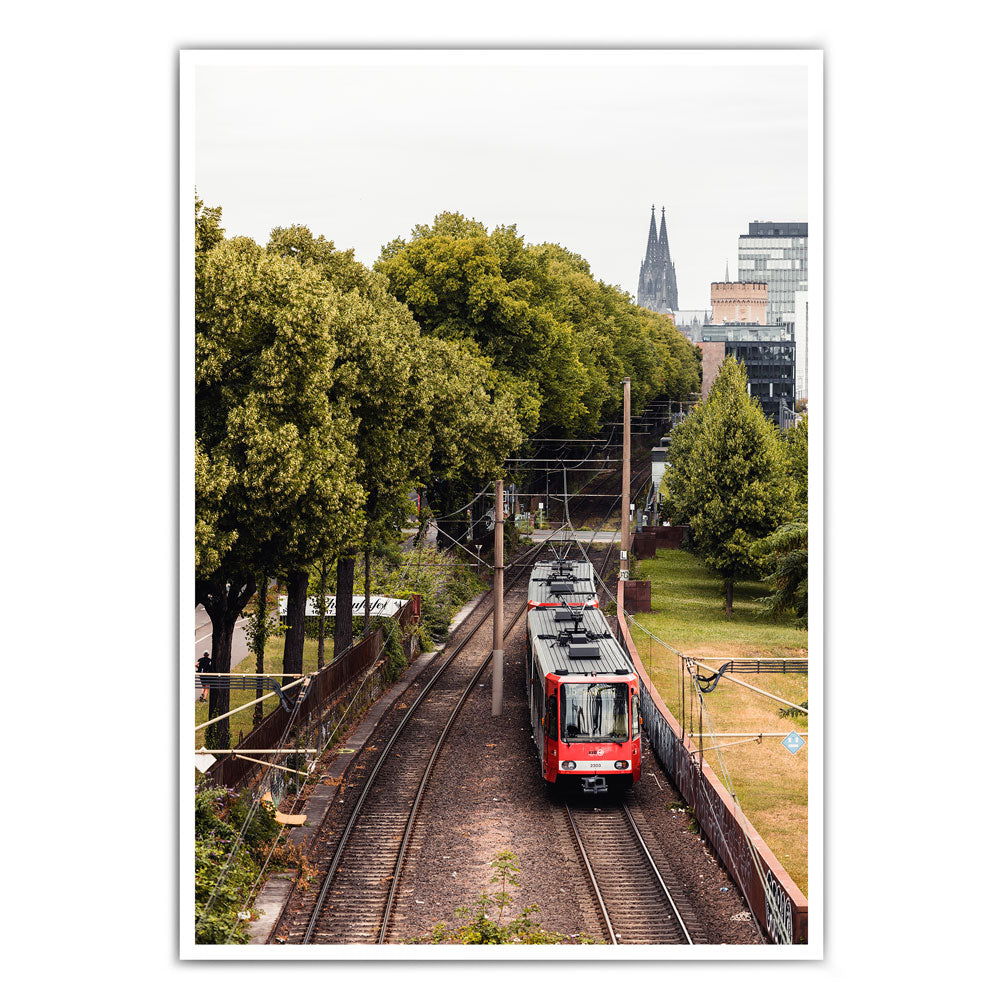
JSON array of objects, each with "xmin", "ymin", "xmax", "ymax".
[
  {"xmin": 273, "ymin": 561, "xmax": 534, "ymax": 945},
  {"xmin": 564, "ymin": 800, "xmax": 704, "ymax": 945},
  {"xmin": 270, "ymin": 462, "xmax": 649, "ymax": 946}
]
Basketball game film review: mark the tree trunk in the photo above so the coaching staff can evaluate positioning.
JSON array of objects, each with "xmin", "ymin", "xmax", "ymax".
[
  {"xmin": 253, "ymin": 570, "xmax": 268, "ymax": 729},
  {"xmin": 282, "ymin": 569, "xmax": 309, "ymax": 692},
  {"xmin": 364, "ymin": 549, "xmax": 371, "ymax": 636},
  {"xmin": 335, "ymin": 552, "xmax": 356, "ymax": 661},
  {"xmin": 317, "ymin": 560, "xmax": 329, "ymax": 670},
  {"xmin": 197, "ymin": 574, "xmax": 255, "ymax": 750},
  {"xmin": 725, "ymin": 578, "xmax": 734, "ymax": 617}
]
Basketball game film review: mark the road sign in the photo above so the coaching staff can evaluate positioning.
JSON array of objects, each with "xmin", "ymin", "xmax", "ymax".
[{"xmin": 781, "ymin": 731, "xmax": 805, "ymax": 755}]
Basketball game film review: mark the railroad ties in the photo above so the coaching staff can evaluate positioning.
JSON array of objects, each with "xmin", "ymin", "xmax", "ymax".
[{"xmin": 565, "ymin": 801, "xmax": 706, "ymax": 945}]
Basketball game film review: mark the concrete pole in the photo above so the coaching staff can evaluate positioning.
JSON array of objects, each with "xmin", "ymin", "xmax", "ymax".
[
  {"xmin": 619, "ymin": 378, "xmax": 631, "ymax": 599},
  {"xmin": 492, "ymin": 479, "xmax": 504, "ymax": 716}
]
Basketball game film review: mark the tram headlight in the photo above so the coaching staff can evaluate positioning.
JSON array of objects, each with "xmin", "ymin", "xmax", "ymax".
[
  {"xmin": 614, "ymin": 760, "xmax": 628, "ymax": 769},
  {"xmin": 562, "ymin": 760, "xmax": 576, "ymax": 770}
]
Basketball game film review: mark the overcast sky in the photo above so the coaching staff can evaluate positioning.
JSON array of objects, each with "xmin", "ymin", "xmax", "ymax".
[{"xmin": 194, "ymin": 53, "xmax": 810, "ymax": 310}]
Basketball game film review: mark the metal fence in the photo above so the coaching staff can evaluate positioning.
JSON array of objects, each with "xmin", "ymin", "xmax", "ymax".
[
  {"xmin": 616, "ymin": 610, "xmax": 809, "ymax": 944},
  {"xmin": 203, "ymin": 599, "xmax": 416, "ymax": 792}
]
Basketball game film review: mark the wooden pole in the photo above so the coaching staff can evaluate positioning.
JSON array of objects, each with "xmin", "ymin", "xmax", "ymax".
[
  {"xmin": 619, "ymin": 378, "xmax": 631, "ymax": 605},
  {"xmin": 492, "ymin": 479, "xmax": 504, "ymax": 716}
]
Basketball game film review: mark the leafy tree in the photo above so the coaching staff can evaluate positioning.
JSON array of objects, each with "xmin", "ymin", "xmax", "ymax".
[
  {"xmin": 784, "ymin": 413, "xmax": 808, "ymax": 517},
  {"xmin": 377, "ymin": 213, "xmax": 700, "ymax": 438},
  {"xmin": 754, "ymin": 522, "xmax": 808, "ymax": 627},
  {"xmin": 754, "ymin": 414, "xmax": 809, "ymax": 626},
  {"xmin": 664, "ymin": 356, "xmax": 791, "ymax": 615},
  {"xmin": 195, "ymin": 209, "xmax": 363, "ymax": 746},
  {"xmin": 268, "ymin": 225, "xmax": 522, "ymax": 658},
  {"xmin": 241, "ymin": 573, "xmax": 286, "ymax": 728}
]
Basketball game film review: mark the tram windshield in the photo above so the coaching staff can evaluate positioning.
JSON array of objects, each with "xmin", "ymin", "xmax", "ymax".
[{"xmin": 560, "ymin": 682, "xmax": 629, "ymax": 742}]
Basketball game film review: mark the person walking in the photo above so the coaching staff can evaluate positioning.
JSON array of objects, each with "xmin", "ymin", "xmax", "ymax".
[{"xmin": 197, "ymin": 651, "xmax": 212, "ymax": 702}]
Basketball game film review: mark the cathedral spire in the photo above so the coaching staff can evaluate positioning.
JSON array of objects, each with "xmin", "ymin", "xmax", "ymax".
[
  {"xmin": 638, "ymin": 204, "xmax": 679, "ymax": 314},
  {"xmin": 645, "ymin": 204, "xmax": 659, "ymax": 259},
  {"xmin": 659, "ymin": 206, "xmax": 670, "ymax": 253},
  {"xmin": 725, "ymin": 259, "xmax": 730, "ymax": 282}
]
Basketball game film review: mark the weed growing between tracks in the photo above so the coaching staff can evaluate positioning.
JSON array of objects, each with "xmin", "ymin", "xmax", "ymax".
[{"xmin": 413, "ymin": 851, "xmax": 571, "ymax": 945}]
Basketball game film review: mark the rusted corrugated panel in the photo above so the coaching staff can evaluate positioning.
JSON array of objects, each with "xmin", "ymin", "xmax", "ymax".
[{"xmin": 203, "ymin": 596, "xmax": 418, "ymax": 791}]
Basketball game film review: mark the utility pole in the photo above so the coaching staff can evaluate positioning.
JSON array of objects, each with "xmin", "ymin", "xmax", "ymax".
[
  {"xmin": 619, "ymin": 378, "xmax": 631, "ymax": 605},
  {"xmin": 492, "ymin": 479, "xmax": 504, "ymax": 716},
  {"xmin": 562, "ymin": 464, "xmax": 570, "ymax": 531}
]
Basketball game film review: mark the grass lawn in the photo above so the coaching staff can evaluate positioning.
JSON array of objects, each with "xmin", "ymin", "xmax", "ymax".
[
  {"xmin": 632, "ymin": 547, "xmax": 809, "ymax": 896},
  {"xmin": 193, "ymin": 634, "xmax": 329, "ymax": 750}
]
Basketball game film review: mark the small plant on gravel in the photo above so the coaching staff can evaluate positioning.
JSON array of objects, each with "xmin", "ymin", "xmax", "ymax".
[{"xmin": 419, "ymin": 851, "xmax": 564, "ymax": 945}]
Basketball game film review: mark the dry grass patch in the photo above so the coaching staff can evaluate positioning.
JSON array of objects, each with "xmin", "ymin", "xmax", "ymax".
[
  {"xmin": 632, "ymin": 547, "xmax": 809, "ymax": 895},
  {"xmin": 193, "ymin": 635, "xmax": 326, "ymax": 750}
]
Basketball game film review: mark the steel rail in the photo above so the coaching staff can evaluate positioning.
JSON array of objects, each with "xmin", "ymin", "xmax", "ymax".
[
  {"xmin": 298, "ymin": 552, "xmax": 538, "ymax": 944},
  {"xmin": 291, "ymin": 466, "xmax": 645, "ymax": 944},
  {"xmin": 621, "ymin": 803, "xmax": 694, "ymax": 945},
  {"xmin": 563, "ymin": 803, "xmax": 617, "ymax": 945},
  {"xmin": 378, "ymin": 596, "xmax": 531, "ymax": 943}
]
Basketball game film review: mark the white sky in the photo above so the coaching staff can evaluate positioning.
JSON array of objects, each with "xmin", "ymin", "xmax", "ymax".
[{"xmin": 195, "ymin": 53, "xmax": 810, "ymax": 310}]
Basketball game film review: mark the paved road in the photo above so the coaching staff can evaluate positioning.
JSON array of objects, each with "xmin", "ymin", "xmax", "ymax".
[{"xmin": 194, "ymin": 604, "xmax": 251, "ymax": 669}]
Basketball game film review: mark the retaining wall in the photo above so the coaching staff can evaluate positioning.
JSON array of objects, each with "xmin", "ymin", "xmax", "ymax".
[{"xmin": 616, "ymin": 608, "xmax": 808, "ymax": 944}]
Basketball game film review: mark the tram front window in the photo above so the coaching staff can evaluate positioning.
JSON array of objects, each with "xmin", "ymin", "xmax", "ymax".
[{"xmin": 560, "ymin": 683, "xmax": 628, "ymax": 742}]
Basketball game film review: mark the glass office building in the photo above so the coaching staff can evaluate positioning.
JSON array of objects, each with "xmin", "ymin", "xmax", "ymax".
[
  {"xmin": 737, "ymin": 222, "xmax": 808, "ymax": 327},
  {"xmin": 700, "ymin": 324, "xmax": 795, "ymax": 424}
]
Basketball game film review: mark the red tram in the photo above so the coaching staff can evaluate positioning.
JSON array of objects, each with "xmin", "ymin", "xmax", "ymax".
[{"xmin": 524, "ymin": 559, "xmax": 641, "ymax": 794}]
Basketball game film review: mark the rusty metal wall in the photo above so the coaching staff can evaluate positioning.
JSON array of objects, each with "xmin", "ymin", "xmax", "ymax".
[
  {"xmin": 616, "ymin": 610, "xmax": 809, "ymax": 944},
  {"xmin": 204, "ymin": 598, "xmax": 418, "ymax": 792}
]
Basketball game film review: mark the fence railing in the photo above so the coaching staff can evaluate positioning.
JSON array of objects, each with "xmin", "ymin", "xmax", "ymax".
[
  {"xmin": 202, "ymin": 598, "xmax": 417, "ymax": 793},
  {"xmin": 615, "ymin": 609, "xmax": 809, "ymax": 944}
]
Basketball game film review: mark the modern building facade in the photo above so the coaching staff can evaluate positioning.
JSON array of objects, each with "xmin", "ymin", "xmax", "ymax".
[
  {"xmin": 637, "ymin": 205, "xmax": 678, "ymax": 313},
  {"xmin": 793, "ymin": 289, "xmax": 808, "ymax": 401},
  {"xmin": 737, "ymin": 222, "xmax": 808, "ymax": 327},
  {"xmin": 698, "ymin": 323, "xmax": 795, "ymax": 423}
]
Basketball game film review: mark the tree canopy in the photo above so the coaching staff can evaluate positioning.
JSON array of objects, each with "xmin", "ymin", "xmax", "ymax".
[
  {"xmin": 664, "ymin": 356, "xmax": 791, "ymax": 614},
  {"xmin": 377, "ymin": 212, "xmax": 700, "ymax": 437}
]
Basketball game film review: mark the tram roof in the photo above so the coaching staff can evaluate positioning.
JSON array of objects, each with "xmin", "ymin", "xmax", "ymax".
[
  {"xmin": 528, "ymin": 606, "xmax": 633, "ymax": 677},
  {"xmin": 527, "ymin": 558, "xmax": 598, "ymax": 607}
]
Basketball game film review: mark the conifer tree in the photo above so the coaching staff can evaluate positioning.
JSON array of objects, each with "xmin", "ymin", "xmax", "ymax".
[{"xmin": 664, "ymin": 356, "xmax": 791, "ymax": 615}]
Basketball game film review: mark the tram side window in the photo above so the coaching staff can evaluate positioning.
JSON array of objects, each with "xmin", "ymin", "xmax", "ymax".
[
  {"xmin": 632, "ymin": 693, "xmax": 640, "ymax": 739},
  {"xmin": 546, "ymin": 695, "xmax": 557, "ymax": 740}
]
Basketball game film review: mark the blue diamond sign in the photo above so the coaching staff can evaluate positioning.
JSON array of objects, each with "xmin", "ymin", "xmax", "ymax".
[{"xmin": 782, "ymin": 731, "xmax": 805, "ymax": 755}]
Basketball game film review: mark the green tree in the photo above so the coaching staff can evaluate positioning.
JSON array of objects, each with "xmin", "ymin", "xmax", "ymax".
[
  {"xmin": 378, "ymin": 213, "xmax": 700, "ymax": 438},
  {"xmin": 195, "ymin": 209, "xmax": 363, "ymax": 746},
  {"xmin": 241, "ymin": 573, "xmax": 286, "ymax": 728},
  {"xmin": 754, "ymin": 414, "xmax": 809, "ymax": 626},
  {"xmin": 754, "ymin": 522, "xmax": 808, "ymax": 627},
  {"xmin": 784, "ymin": 413, "xmax": 808, "ymax": 517},
  {"xmin": 664, "ymin": 356, "xmax": 791, "ymax": 615},
  {"xmin": 268, "ymin": 225, "xmax": 523, "ymax": 658}
]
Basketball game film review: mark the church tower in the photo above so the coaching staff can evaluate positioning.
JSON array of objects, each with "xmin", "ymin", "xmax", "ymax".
[{"xmin": 637, "ymin": 204, "xmax": 679, "ymax": 313}]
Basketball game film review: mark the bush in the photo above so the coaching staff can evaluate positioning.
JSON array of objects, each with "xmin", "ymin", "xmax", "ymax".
[{"xmin": 194, "ymin": 788, "xmax": 283, "ymax": 944}]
